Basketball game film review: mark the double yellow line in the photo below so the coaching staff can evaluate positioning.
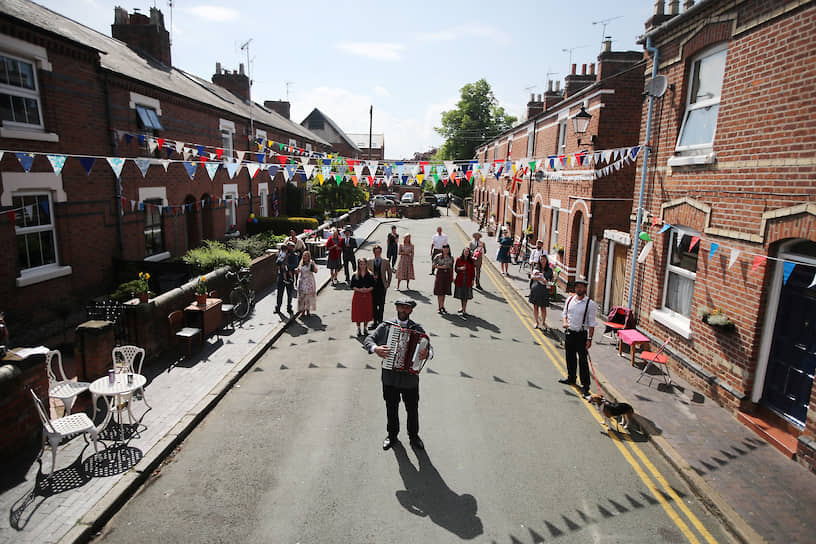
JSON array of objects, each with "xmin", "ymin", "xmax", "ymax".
[{"xmin": 463, "ymin": 231, "xmax": 717, "ymax": 544}]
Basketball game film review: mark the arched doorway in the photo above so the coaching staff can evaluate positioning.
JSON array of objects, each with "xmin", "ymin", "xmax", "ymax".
[
  {"xmin": 533, "ymin": 201, "xmax": 541, "ymax": 240},
  {"xmin": 757, "ymin": 239, "xmax": 816, "ymax": 425},
  {"xmin": 569, "ymin": 211, "xmax": 586, "ymax": 281},
  {"xmin": 184, "ymin": 194, "xmax": 200, "ymax": 250},
  {"xmin": 200, "ymin": 193, "xmax": 213, "ymax": 240}
]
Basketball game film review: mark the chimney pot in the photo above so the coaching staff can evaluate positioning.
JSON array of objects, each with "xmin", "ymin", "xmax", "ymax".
[
  {"xmin": 215, "ymin": 62, "xmax": 221, "ymax": 74},
  {"xmin": 603, "ymin": 39, "xmax": 612, "ymax": 53},
  {"xmin": 654, "ymin": 0, "xmax": 665, "ymax": 15},
  {"xmin": 669, "ymin": 0, "xmax": 679, "ymax": 14},
  {"xmin": 547, "ymin": 80, "xmax": 553, "ymax": 92},
  {"xmin": 555, "ymin": 81, "xmax": 561, "ymax": 92},
  {"xmin": 571, "ymin": 63, "xmax": 577, "ymax": 75},
  {"xmin": 590, "ymin": 63, "xmax": 596, "ymax": 75},
  {"xmin": 581, "ymin": 63, "xmax": 587, "ymax": 75},
  {"xmin": 537, "ymin": 94, "xmax": 542, "ymax": 101},
  {"xmin": 239, "ymin": 63, "xmax": 245, "ymax": 76},
  {"xmin": 683, "ymin": 0, "xmax": 694, "ymax": 9},
  {"xmin": 530, "ymin": 93, "xmax": 535, "ymax": 101}
]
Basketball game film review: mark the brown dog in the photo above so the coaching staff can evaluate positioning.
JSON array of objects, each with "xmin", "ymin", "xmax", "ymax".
[{"xmin": 589, "ymin": 394, "xmax": 634, "ymax": 431}]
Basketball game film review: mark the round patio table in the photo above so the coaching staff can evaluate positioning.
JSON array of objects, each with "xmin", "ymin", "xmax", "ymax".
[{"xmin": 89, "ymin": 373, "xmax": 147, "ymax": 443}]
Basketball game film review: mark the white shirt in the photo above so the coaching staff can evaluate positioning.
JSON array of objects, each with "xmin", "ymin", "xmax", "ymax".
[
  {"xmin": 529, "ymin": 247, "xmax": 546, "ymax": 264},
  {"xmin": 561, "ymin": 295, "xmax": 597, "ymax": 331},
  {"xmin": 431, "ymin": 233, "xmax": 448, "ymax": 250}
]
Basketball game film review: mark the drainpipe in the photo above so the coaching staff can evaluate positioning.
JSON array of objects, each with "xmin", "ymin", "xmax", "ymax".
[
  {"xmin": 103, "ymin": 71, "xmax": 124, "ymax": 256},
  {"xmin": 627, "ymin": 36, "xmax": 659, "ymax": 310}
]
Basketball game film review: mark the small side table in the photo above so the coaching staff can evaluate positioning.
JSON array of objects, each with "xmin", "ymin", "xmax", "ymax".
[
  {"xmin": 184, "ymin": 298, "xmax": 223, "ymax": 338},
  {"xmin": 617, "ymin": 329, "xmax": 651, "ymax": 367}
]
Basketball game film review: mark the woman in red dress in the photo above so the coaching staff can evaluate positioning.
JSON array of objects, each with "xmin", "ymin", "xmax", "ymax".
[
  {"xmin": 350, "ymin": 257, "xmax": 375, "ymax": 336},
  {"xmin": 454, "ymin": 247, "xmax": 476, "ymax": 317},
  {"xmin": 325, "ymin": 228, "xmax": 343, "ymax": 285}
]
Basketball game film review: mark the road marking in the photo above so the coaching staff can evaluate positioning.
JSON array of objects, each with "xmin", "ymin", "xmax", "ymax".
[{"xmin": 460, "ymin": 230, "xmax": 710, "ymax": 544}]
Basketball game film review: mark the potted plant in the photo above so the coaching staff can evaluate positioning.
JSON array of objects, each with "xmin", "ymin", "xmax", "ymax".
[
  {"xmin": 135, "ymin": 272, "xmax": 151, "ymax": 303},
  {"xmin": 195, "ymin": 276, "xmax": 208, "ymax": 305},
  {"xmin": 700, "ymin": 307, "xmax": 736, "ymax": 332}
]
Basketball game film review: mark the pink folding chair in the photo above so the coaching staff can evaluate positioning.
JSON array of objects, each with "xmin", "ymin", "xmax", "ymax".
[{"xmin": 636, "ymin": 337, "xmax": 672, "ymax": 386}]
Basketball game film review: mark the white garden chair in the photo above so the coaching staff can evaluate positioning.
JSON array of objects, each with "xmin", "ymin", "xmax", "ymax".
[
  {"xmin": 46, "ymin": 349, "xmax": 90, "ymax": 415},
  {"xmin": 30, "ymin": 389, "xmax": 98, "ymax": 475},
  {"xmin": 111, "ymin": 345, "xmax": 150, "ymax": 424}
]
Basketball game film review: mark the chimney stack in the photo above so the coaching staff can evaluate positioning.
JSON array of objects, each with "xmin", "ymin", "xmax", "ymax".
[
  {"xmin": 264, "ymin": 100, "xmax": 291, "ymax": 119},
  {"xmin": 565, "ymin": 64, "xmax": 596, "ymax": 98},
  {"xmin": 212, "ymin": 62, "xmax": 250, "ymax": 101},
  {"xmin": 543, "ymin": 80, "xmax": 563, "ymax": 110},
  {"xmin": 669, "ymin": 0, "xmax": 680, "ymax": 14},
  {"xmin": 646, "ymin": 1, "xmax": 676, "ymax": 31},
  {"xmin": 526, "ymin": 93, "xmax": 544, "ymax": 120},
  {"xmin": 111, "ymin": 6, "xmax": 171, "ymax": 66}
]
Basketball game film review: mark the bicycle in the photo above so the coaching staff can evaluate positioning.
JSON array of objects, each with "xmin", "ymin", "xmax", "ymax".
[{"xmin": 226, "ymin": 267, "xmax": 255, "ymax": 320}]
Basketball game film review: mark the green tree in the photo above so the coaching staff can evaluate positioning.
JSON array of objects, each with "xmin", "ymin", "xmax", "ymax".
[
  {"xmin": 435, "ymin": 79, "xmax": 516, "ymax": 162},
  {"xmin": 309, "ymin": 178, "xmax": 367, "ymax": 212}
]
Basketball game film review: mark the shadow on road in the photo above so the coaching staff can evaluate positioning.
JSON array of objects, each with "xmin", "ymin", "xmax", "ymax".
[{"xmin": 392, "ymin": 445, "xmax": 483, "ymax": 540}]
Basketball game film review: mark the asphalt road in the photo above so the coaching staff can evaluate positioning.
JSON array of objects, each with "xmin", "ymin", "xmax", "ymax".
[{"xmin": 93, "ymin": 217, "xmax": 732, "ymax": 544}]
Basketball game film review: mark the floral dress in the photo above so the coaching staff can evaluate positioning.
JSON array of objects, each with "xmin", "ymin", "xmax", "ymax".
[
  {"xmin": 396, "ymin": 243, "xmax": 415, "ymax": 281},
  {"xmin": 297, "ymin": 262, "xmax": 317, "ymax": 312},
  {"xmin": 433, "ymin": 254, "xmax": 453, "ymax": 295}
]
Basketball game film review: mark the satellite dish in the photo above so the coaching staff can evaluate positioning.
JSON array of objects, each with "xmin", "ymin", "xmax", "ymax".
[{"xmin": 645, "ymin": 75, "xmax": 668, "ymax": 98}]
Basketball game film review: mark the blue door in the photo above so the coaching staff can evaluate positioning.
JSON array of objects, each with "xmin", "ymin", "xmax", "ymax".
[{"xmin": 763, "ymin": 261, "xmax": 816, "ymax": 425}]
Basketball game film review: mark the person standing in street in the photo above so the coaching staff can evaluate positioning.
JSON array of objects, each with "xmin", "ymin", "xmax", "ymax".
[
  {"xmin": 432, "ymin": 244, "xmax": 454, "ymax": 314},
  {"xmin": 528, "ymin": 253, "xmax": 553, "ymax": 330},
  {"xmin": 528, "ymin": 239, "xmax": 546, "ymax": 268},
  {"xmin": 468, "ymin": 232, "xmax": 485, "ymax": 290},
  {"xmin": 368, "ymin": 245, "xmax": 392, "ymax": 328},
  {"xmin": 364, "ymin": 297, "xmax": 432, "ymax": 451},
  {"xmin": 453, "ymin": 247, "xmax": 476, "ymax": 317},
  {"xmin": 350, "ymin": 257, "xmax": 375, "ymax": 336},
  {"xmin": 429, "ymin": 226, "xmax": 448, "ymax": 275},
  {"xmin": 496, "ymin": 227, "xmax": 513, "ymax": 276},
  {"xmin": 386, "ymin": 225, "xmax": 399, "ymax": 268},
  {"xmin": 559, "ymin": 278, "xmax": 597, "ymax": 397},
  {"xmin": 326, "ymin": 228, "xmax": 343, "ymax": 286},
  {"xmin": 342, "ymin": 226, "xmax": 358, "ymax": 283},
  {"xmin": 287, "ymin": 229, "xmax": 306, "ymax": 260},
  {"xmin": 297, "ymin": 251, "xmax": 318, "ymax": 317},
  {"xmin": 275, "ymin": 241, "xmax": 299, "ymax": 315},
  {"xmin": 395, "ymin": 233, "xmax": 415, "ymax": 290}
]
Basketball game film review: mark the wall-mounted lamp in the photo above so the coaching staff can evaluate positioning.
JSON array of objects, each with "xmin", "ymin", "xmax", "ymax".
[{"xmin": 571, "ymin": 104, "xmax": 596, "ymax": 147}]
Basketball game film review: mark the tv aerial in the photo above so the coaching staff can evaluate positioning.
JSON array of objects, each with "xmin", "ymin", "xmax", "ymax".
[{"xmin": 592, "ymin": 15, "xmax": 623, "ymax": 45}]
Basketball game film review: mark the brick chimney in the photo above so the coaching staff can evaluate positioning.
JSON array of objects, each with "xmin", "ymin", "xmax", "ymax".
[
  {"xmin": 645, "ymin": 0, "xmax": 677, "ymax": 32},
  {"xmin": 544, "ymin": 80, "xmax": 563, "ymax": 110},
  {"xmin": 597, "ymin": 41, "xmax": 644, "ymax": 81},
  {"xmin": 212, "ymin": 62, "xmax": 250, "ymax": 101},
  {"xmin": 264, "ymin": 100, "xmax": 291, "ymax": 119},
  {"xmin": 526, "ymin": 93, "xmax": 544, "ymax": 119},
  {"xmin": 111, "ymin": 7, "xmax": 171, "ymax": 66},
  {"xmin": 564, "ymin": 63, "xmax": 596, "ymax": 98}
]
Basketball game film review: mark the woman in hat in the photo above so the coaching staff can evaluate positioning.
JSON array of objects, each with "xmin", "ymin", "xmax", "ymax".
[
  {"xmin": 297, "ymin": 250, "xmax": 318, "ymax": 317},
  {"xmin": 497, "ymin": 227, "xmax": 513, "ymax": 276},
  {"xmin": 454, "ymin": 246, "xmax": 476, "ymax": 317},
  {"xmin": 528, "ymin": 253, "xmax": 554, "ymax": 330},
  {"xmin": 325, "ymin": 228, "xmax": 343, "ymax": 285},
  {"xmin": 395, "ymin": 233, "xmax": 415, "ymax": 290},
  {"xmin": 432, "ymin": 244, "xmax": 454, "ymax": 314},
  {"xmin": 350, "ymin": 257, "xmax": 375, "ymax": 336}
]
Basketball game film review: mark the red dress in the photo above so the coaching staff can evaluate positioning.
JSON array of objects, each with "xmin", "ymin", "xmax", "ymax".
[{"xmin": 350, "ymin": 273, "xmax": 375, "ymax": 323}]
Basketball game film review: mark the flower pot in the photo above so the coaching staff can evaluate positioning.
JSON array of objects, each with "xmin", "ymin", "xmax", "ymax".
[
  {"xmin": 137, "ymin": 292, "xmax": 149, "ymax": 303},
  {"xmin": 196, "ymin": 294, "xmax": 208, "ymax": 305}
]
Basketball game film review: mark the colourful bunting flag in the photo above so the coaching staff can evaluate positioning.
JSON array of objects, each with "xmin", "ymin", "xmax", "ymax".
[
  {"xmin": 247, "ymin": 164, "xmax": 260, "ymax": 179},
  {"xmin": 225, "ymin": 162, "xmax": 240, "ymax": 179},
  {"xmin": 183, "ymin": 162, "xmax": 197, "ymax": 180},
  {"xmin": 728, "ymin": 249, "xmax": 740, "ymax": 269},
  {"xmin": 16, "ymin": 152, "xmax": 35, "ymax": 172},
  {"xmin": 659, "ymin": 223, "xmax": 671, "ymax": 234},
  {"xmin": 78, "ymin": 157, "xmax": 95, "ymax": 175},
  {"xmin": 708, "ymin": 243, "xmax": 719, "ymax": 260},
  {"xmin": 134, "ymin": 158, "xmax": 151, "ymax": 177},
  {"xmin": 689, "ymin": 236, "xmax": 700, "ymax": 250},
  {"xmin": 750, "ymin": 254, "xmax": 766, "ymax": 274},
  {"xmin": 651, "ymin": 215, "xmax": 658, "ymax": 228},
  {"xmin": 203, "ymin": 162, "xmax": 219, "ymax": 180},
  {"xmin": 47, "ymin": 154, "xmax": 66, "ymax": 175},
  {"xmin": 107, "ymin": 157, "xmax": 126, "ymax": 179},
  {"xmin": 782, "ymin": 262, "xmax": 796, "ymax": 284}
]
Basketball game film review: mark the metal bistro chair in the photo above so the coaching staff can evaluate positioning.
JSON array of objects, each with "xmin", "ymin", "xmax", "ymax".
[
  {"xmin": 168, "ymin": 311, "xmax": 202, "ymax": 357},
  {"xmin": 111, "ymin": 345, "xmax": 150, "ymax": 423},
  {"xmin": 30, "ymin": 389, "xmax": 98, "ymax": 475},
  {"xmin": 46, "ymin": 349, "xmax": 90, "ymax": 415},
  {"xmin": 636, "ymin": 337, "xmax": 673, "ymax": 386}
]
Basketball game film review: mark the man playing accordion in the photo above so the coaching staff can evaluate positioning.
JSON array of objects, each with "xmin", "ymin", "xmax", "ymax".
[{"xmin": 363, "ymin": 297, "xmax": 433, "ymax": 451}]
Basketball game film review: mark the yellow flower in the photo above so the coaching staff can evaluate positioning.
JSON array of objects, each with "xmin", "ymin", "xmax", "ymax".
[{"xmin": 200, "ymin": 276, "xmax": 206, "ymax": 283}]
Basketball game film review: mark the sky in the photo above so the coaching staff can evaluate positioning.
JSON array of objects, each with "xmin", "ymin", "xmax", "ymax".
[{"xmin": 33, "ymin": 0, "xmax": 653, "ymax": 159}]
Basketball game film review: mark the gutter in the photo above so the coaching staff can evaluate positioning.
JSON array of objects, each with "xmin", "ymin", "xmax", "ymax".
[{"xmin": 640, "ymin": 0, "xmax": 716, "ymax": 42}]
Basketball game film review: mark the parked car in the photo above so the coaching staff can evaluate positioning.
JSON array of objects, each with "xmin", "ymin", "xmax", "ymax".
[
  {"xmin": 372, "ymin": 195, "xmax": 395, "ymax": 207},
  {"xmin": 423, "ymin": 194, "xmax": 437, "ymax": 204},
  {"xmin": 435, "ymin": 194, "xmax": 449, "ymax": 206},
  {"xmin": 385, "ymin": 193, "xmax": 400, "ymax": 203},
  {"xmin": 400, "ymin": 192, "xmax": 415, "ymax": 203}
]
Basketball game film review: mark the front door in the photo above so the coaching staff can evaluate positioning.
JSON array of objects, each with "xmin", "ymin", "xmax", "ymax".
[
  {"xmin": 763, "ymin": 260, "xmax": 816, "ymax": 425},
  {"xmin": 609, "ymin": 243, "xmax": 628, "ymax": 309}
]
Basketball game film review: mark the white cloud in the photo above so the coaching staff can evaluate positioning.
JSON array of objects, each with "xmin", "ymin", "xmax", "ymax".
[
  {"xmin": 335, "ymin": 42, "xmax": 404, "ymax": 61},
  {"xmin": 289, "ymin": 87, "xmax": 446, "ymax": 159},
  {"xmin": 186, "ymin": 6, "xmax": 240, "ymax": 22},
  {"xmin": 374, "ymin": 86, "xmax": 390, "ymax": 97},
  {"xmin": 416, "ymin": 22, "xmax": 512, "ymax": 46}
]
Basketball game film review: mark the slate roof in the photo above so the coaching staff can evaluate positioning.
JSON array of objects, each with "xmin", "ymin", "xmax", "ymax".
[
  {"xmin": 301, "ymin": 108, "xmax": 360, "ymax": 152},
  {"xmin": 1, "ymin": 0, "xmax": 330, "ymax": 147},
  {"xmin": 347, "ymin": 133, "xmax": 384, "ymax": 149}
]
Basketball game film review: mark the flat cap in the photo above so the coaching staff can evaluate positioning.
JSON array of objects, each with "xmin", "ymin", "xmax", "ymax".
[
  {"xmin": 574, "ymin": 277, "xmax": 589, "ymax": 285},
  {"xmin": 394, "ymin": 297, "xmax": 417, "ymax": 307}
]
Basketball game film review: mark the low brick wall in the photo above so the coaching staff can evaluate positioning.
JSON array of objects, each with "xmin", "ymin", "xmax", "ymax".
[{"xmin": 0, "ymin": 356, "xmax": 48, "ymax": 462}]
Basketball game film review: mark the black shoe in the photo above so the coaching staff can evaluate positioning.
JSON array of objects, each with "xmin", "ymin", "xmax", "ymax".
[
  {"xmin": 368, "ymin": 323, "xmax": 378, "ymax": 330},
  {"xmin": 383, "ymin": 436, "xmax": 400, "ymax": 450},
  {"xmin": 287, "ymin": 307, "xmax": 293, "ymax": 314},
  {"xmin": 409, "ymin": 436, "xmax": 424, "ymax": 450},
  {"xmin": 582, "ymin": 388, "xmax": 591, "ymax": 399},
  {"xmin": 558, "ymin": 377, "xmax": 576, "ymax": 385},
  {"xmin": 274, "ymin": 307, "xmax": 281, "ymax": 313}
]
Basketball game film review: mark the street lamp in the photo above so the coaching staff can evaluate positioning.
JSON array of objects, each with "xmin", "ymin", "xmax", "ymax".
[{"xmin": 571, "ymin": 104, "xmax": 596, "ymax": 147}]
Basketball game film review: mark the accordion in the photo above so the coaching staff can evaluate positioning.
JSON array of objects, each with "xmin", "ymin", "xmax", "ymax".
[{"xmin": 382, "ymin": 323, "xmax": 430, "ymax": 374}]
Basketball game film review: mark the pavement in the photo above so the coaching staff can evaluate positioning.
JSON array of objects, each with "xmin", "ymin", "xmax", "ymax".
[
  {"xmin": 452, "ymin": 214, "xmax": 816, "ymax": 544},
  {"xmin": 2, "ymin": 213, "xmax": 815, "ymax": 543}
]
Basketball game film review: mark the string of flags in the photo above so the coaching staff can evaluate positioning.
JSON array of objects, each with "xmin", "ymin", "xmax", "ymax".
[{"xmin": 636, "ymin": 223, "xmax": 816, "ymax": 289}]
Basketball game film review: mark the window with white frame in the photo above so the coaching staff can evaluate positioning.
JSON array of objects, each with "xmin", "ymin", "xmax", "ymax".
[
  {"xmin": 550, "ymin": 207, "xmax": 559, "ymax": 249},
  {"xmin": 144, "ymin": 198, "xmax": 164, "ymax": 256},
  {"xmin": 14, "ymin": 193, "xmax": 57, "ymax": 271},
  {"xmin": 526, "ymin": 125, "xmax": 535, "ymax": 157},
  {"xmin": 676, "ymin": 44, "xmax": 727, "ymax": 152},
  {"xmin": 557, "ymin": 120, "xmax": 567, "ymax": 154},
  {"xmin": 223, "ymin": 184, "xmax": 238, "ymax": 231},
  {"xmin": 259, "ymin": 190, "xmax": 268, "ymax": 217},
  {"xmin": 662, "ymin": 228, "xmax": 700, "ymax": 318},
  {"xmin": 220, "ymin": 119, "xmax": 235, "ymax": 160},
  {"xmin": 0, "ymin": 53, "xmax": 43, "ymax": 128},
  {"xmin": 288, "ymin": 138, "xmax": 297, "ymax": 147}
]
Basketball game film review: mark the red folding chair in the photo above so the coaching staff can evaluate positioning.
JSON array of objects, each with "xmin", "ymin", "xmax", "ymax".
[{"xmin": 636, "ymin": 337, "xmax": 672, "ymax": 386}]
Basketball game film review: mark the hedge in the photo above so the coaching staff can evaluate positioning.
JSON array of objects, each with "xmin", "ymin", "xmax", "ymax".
[
  {"xmin": 246, "ymin": 216, "xmax": 320, "ymax": 235},
  {"xmin": 183, "ymin": 240, "xmax": 252, "ymax": 273}
]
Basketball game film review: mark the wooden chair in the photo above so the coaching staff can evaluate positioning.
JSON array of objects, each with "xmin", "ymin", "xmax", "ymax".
[
  {"xmin": 168, "ymin": 311, "xmax": 202, "ymax": 356},
  {"xmin": 209, "ymin": 290, "xmax": 234, "ymax": 331},
  {"xmin": 636, "ymin": 337, "xmax": 673, "ymax": 386}
]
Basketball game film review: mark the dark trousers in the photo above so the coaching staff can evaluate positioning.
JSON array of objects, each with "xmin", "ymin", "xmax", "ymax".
[
  {"xmin": 343, "ymin": 254, "xmax": 356, "ymax": 280},
  {"xmin": 276, "ymin": 281, "xmax": 294, "ymax": 310},
  {"xmin": 387, "ymin": 246, "xmax": 398, "ymax": 267},
  {"xmin": 383, "ymin": 384, "xmax": 419, "ymax": 439},
  {"xmin": 564, "ymin": 330, "xmax": 590, "ymax": 390},
  {"xmin": 373, "ymin": 287, "xmax": 386, "ymax": 324}
]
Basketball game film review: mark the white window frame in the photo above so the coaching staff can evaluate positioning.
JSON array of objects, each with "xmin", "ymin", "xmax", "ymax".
[
  {"xmin": 0, "ymin": 35, "xmax": 57, "ymax": 141},
  {"xmin": 288, "ymin": 138, "xmax": 297, "ymax": 147},
  {"xmin": 0, "ymin": 52, "xmax": 44, "ymax": 130},
  {"xmin": 13, "ymin": 191, "xmax": 72, "ymax": 286},
  {"xmin": 653, "ymin": 227, "xmax": 700, "ymax": 337},
  {"xmin": 258, "ymin": 182, "xmax": 269, "ymax": 217},
  {"xmin": 305, "ymin": 143, "xmax": 312, "ymax": 152},
  {"xmin": 220, "ymin": 119, "xmax": 235, "ymax": 159},
  {"xmin": 130, "ymin": 92, "xmax": 163, "ymax": 157},
  {"xmin": 223, "ymin": 183, "xmax": 238, "ymax": 232},
  {"xmin": 550, "ymin": 207, "xmax": 560, "ymax": 249},
  {"xmin": 675, "ymin": 43, "xmax": 728, "ymax": 153},
  {"xmin": 557, "ymin": 120, "xmax": 567, "ymax": 155},
  {"xmin": 526, "ymin": 124, "xmax": 535, "ymax": 158},
  {"xmin": 138, "ymin": 187, "xmax": 170, "ymax": 261}
]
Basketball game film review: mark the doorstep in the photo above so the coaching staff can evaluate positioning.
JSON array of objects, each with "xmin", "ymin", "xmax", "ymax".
[{"xmin": 738, "ymin": 410, "xmax": 800, "ymax": 459}]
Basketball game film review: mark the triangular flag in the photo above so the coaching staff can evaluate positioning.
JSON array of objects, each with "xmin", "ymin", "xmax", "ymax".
[
  {"xmin": 351, "ymin": 175, "xmax": 358, "ymax": 186},
  {"xmin": 689, "ymin": 236, "xmax": 700, "ymax": 251},
  {"xmin": 728, "ymin": 248, "xmax": 740, "ymax": 269},
  {"xmin": 78, "ymin": 157, "xmax": 95, "ymax": 175},
  {"xmin": 651, "ymin": 215, "xmax": 658, "ymax": 228},
  {"xmin": 160, "ymin": 159, "xmax": 170, "ymax": 172},
  {"xmin": 225, "ymin": 162, "xmax": 240, "ymax": 179},
  {"xmin": 809, "ymin": 273, "xmax": 816, "ymax": 289},
  {"xmin": 247, "ymin": 163, "xmax": 260, "ymax": 179},
  {"xmin": 15, "ymin": 152, "xmax": 35, "ymax": 172},
  {"xmin": 204, "ymin": 162, "xmax": 219, "ymax": 180},
  {"xmin": 183, "ymin": 162, "xmax": 197, "ymax": 180},
  {"xmin": 46, "ymin": 154, "xmax": 66, "ymax": 175},
  {"xmin": 367, "ymin": 161, "xmax": 379, "ymax": 175},
  {"xmin": 708, "ymin": 243, "xmax": 719, "ymax": 260},
  {"xmin": 750, "ymin": 254, "xmax": 766, "ymax": 274},
  {"xmin": 354, "ymin": 164, "xmax": 365, "ymax": 178},
  {"xmin": 659, "ymin": 223, "xmax": 671, "ymax": 234},
  {"xmin": 637, "ymin": 241, "xmax": 654, "ymax": 264},
  {"xmin": 417, "ymin": 174, "xmax": 424, "ymax": 185},
  {"xmin": 107, "ymin": 157, "xmax": 126, "ymax": 179},
  {"xmin": 134, "ymin": 158, "xmax": 151, "ymax": 177},
  {"xmin": 124, "ymin": 133, "xmax": 133, "ymax": 145},
  {"xmin": 782, "ymin": 262, "xmax": 796, "ymax": 284},
  {"xmin": 281, "ymin": 165, "xmax": 292, "ymax": 181},
  {"xmin": 335, "ymin": 174, "xmax": 343, "ymax": 186}
]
